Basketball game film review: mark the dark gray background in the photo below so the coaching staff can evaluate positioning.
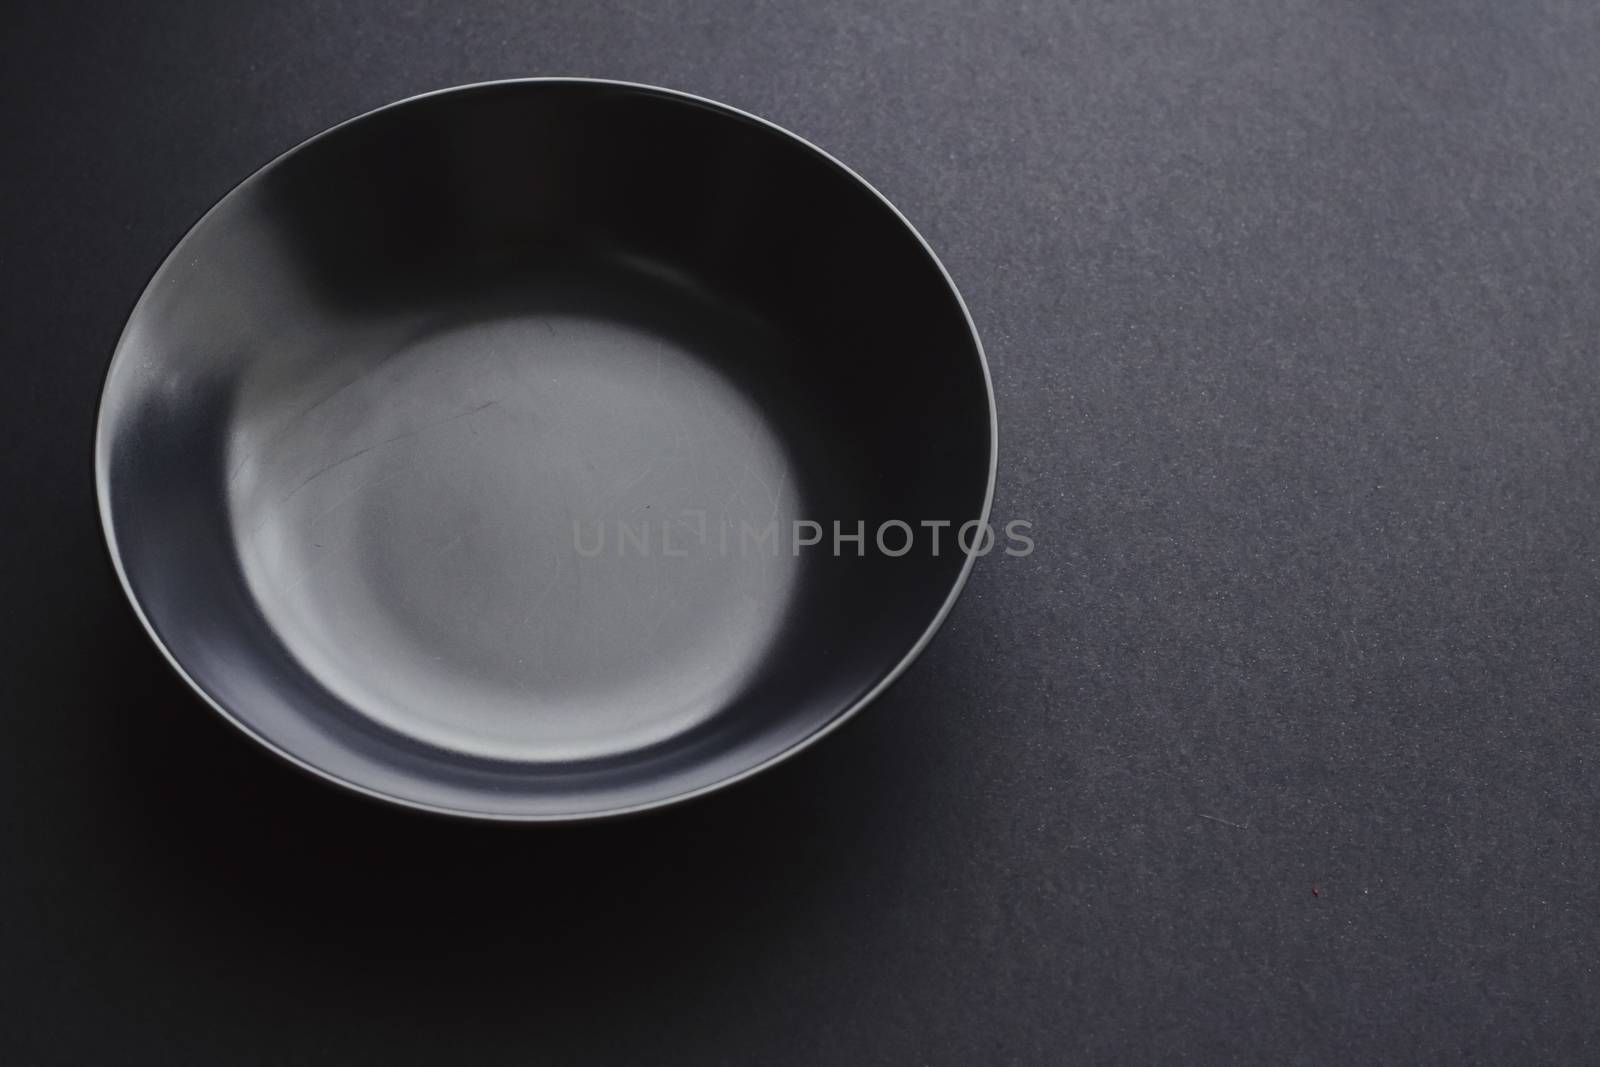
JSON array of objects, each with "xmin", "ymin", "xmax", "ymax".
[{"xmin": 4, "ymin": 1, "xmax": 1598, "ymax": 1062}]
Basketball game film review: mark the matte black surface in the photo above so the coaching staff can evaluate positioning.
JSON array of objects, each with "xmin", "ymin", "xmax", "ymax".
[
  {"xmin": 5, "ymin": 0, "xmax": 1600, "ymax": 1061},
  {"xmin": 95, "ymin": 80, "xmax": 993, "ymax": 819}
]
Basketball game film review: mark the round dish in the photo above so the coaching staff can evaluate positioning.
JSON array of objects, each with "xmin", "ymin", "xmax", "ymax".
[{"xmin": 96, "ymin": 80, "xmax": 995, "ymax": 820}]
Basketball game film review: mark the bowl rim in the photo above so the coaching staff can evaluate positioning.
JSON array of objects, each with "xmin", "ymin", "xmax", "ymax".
[{"xmin": 93, "ymin": 77, "xmax": 999, "ymax": 822}]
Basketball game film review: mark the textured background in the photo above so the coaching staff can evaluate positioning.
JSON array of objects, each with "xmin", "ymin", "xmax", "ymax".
[{"xmin": 4, "ymin": 1, "xmax": 1599, "ymax": 1062}]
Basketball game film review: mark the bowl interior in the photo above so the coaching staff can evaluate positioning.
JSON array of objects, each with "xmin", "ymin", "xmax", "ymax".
[{"xmin": 97, "ymin": 82, "xmax": 992, "ymax": 818}]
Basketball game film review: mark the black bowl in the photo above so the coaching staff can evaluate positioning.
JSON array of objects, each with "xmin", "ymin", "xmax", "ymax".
[{"xmin": 96, "ymin": 80, "xmax": 995, "ymax": 820}]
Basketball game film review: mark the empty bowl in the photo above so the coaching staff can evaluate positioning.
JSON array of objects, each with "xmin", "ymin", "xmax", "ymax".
[{"xmin": 96, "ymin": 79, "xmax": 995, "ymax": 819}]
